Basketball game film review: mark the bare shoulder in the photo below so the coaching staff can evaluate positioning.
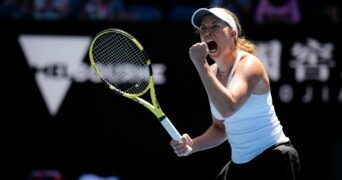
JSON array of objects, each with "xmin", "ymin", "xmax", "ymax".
[
  {"xmin": 238, "ymin": 53, "xmax": 270, "ymax": 93},
  {"xmin": 238, "ymin": 53, "xmax": 265, "ymax": 74}
]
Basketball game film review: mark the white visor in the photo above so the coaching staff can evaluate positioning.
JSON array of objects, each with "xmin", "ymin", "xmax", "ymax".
[{"xmin": 191, "ymin": 7, "xmax": 238, "ymax": 38}]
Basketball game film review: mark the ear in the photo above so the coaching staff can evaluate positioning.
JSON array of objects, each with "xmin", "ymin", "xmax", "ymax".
[{"xmin": 231, "ymin": 30, "xmax": 237, "ymax": 38}]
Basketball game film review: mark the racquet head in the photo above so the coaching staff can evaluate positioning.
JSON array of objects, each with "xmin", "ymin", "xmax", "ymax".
[{"xmin": 89, "ymin": 28, "xmax": 152, "ymax": 98}]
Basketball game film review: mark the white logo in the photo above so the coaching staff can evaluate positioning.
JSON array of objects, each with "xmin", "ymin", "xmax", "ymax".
[
  {"xmin": 18, "ymin": 35, "xmax": 92, "ymax": 116},
  {"xmin": 289, "ymin": 38, "xmax": 335, "ymax": 82},
  {"xmin": 18, "ymin": 34, "xmax": 167, "ymax": 116},
  {"xmin": 256, "ymin": 39, "xmax": 282, "ymax": 82}
]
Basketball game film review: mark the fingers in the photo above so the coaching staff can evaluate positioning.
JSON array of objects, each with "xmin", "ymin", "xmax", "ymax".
[
  {"xmin": 170, "ymin": 140, "xmax": 185, "ymax": 157},
  {"xmin": 189, "ymin": 42, "xmax": 208, "ymax": 63},
  {"xmin": 170, "ymin": 134, "xmax": 193, "ymax": 157}
]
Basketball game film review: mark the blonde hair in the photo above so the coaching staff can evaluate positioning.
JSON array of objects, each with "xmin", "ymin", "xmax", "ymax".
[{"xmin": 222, "ymin": 8, "xmax": 257, "ymax": 55}]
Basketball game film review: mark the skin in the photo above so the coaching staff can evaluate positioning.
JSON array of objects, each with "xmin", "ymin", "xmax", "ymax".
[{"xmin": 170, "ymin": 14, "xmax": 271, "ymax": 157}]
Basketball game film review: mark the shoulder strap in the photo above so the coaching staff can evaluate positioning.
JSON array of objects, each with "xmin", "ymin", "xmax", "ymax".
[{"xmin": 227, "ymin": 51, "xmax": 245, "ymax": 84}]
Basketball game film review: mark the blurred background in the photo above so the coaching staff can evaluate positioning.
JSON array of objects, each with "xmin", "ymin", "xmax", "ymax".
[{"xmin": 2, "ymin": 0, "xmax": 341, "ymax": 179}]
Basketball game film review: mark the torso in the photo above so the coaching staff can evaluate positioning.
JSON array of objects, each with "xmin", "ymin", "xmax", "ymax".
[{"xmin": 209, "ymin": 50, "xmax": 289, "ymax": 163}]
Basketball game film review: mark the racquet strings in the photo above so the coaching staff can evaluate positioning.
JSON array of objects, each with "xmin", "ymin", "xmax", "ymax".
[{"xmin": 91, "ymin": 31, "xmax": 150, "ymax": 95}]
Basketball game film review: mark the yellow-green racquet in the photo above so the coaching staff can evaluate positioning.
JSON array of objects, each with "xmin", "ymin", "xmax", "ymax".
[{"xmin": 89, "ymin": 28, "xmax": 191, "ymax": 154}]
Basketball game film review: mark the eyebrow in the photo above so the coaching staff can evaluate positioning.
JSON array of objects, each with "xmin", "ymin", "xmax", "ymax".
[{"xmin": 200, "ymin": 19, "xmax": 224, "ymax": 27}]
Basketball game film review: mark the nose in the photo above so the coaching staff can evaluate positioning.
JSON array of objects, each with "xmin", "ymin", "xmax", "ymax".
[
  {"xmin": 205, "ymin": 31, "xmax": 212, "ymax": 37},
  {"xmin": 202, "ymin": 28, "xmax": 213, "ymax": 37}
]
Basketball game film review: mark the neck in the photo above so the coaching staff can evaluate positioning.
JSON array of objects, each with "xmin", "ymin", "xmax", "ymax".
[{"xmin": 217, "ymin": 50, "xmax": 237, "ymax": 75}]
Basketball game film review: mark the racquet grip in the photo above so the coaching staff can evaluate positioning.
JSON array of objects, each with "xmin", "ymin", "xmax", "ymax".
[{"xmin": 160, "ymin": 116, "xmax": 192, "ymax": 156}]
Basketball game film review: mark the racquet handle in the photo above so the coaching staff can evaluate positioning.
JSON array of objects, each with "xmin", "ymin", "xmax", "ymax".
[{"xmin": 160, "ymin": 117, "xmax": 193, "ymax": 156}]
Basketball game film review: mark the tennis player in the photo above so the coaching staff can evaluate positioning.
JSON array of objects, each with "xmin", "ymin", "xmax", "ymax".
[{"xmin": 170, "ymin": 7, "xmax": 301, "ymax": 180}]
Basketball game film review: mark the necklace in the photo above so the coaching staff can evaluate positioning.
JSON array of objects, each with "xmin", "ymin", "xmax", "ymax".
[
  {"xmin": 218, "ymin": 69, "xmax": 229, "ymax": 75},
  {"xmin": 217, "ymin": 68, "xmax": 228, "ymax": 84},
  {"xmin": 218, "ymin": 51, "xmax": 238, "ymax": 76}
]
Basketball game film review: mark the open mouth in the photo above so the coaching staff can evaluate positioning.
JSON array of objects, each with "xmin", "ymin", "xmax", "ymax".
[{"xmin": 207, "ymin": 41, "xmax": 218, "ymax": 53}]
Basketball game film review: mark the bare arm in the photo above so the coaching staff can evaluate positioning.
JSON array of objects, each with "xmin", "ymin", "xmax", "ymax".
[
  {"xmin": 191, "ymin": 116, "xmax": 227, "ymax": 152},
  {"xmin": 170, "ymin": 116, "xmax": 227, "ymax": 156},
  {"xmin": 189, "ymin": 42, "xmax": 265, "ymax": 118}
]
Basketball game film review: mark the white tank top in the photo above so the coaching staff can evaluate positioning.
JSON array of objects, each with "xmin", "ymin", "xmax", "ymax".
[{"xmin": 209, "ymin": 51, "xmax": 289, "ymax": 164}]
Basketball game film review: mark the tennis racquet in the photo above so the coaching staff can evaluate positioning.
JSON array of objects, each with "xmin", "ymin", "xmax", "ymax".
[{"xmin": 89, "ymin": 28, "xmax": 191, "ymax": 155}]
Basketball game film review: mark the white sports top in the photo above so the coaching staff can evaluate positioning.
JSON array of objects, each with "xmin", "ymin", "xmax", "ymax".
[{"xmin": 209, "ymin": 51, "xmax": 289, "ymax": 164}]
